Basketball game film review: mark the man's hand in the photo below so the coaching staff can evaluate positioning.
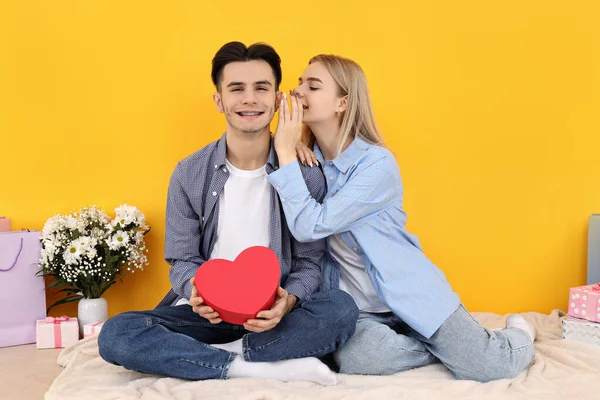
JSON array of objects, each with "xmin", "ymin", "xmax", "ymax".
[
  {"xmin": 244, "ymin": 287, "xmax": 297, "ymax": 333},
  {"xmin": 189, "ymin": 277, "xmax": 222, "ymax": 324}
]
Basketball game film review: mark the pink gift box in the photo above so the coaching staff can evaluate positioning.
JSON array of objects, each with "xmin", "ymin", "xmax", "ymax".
[
  {"xmin": 0, "ymin": 217, "xmax": 10, "ymax": 232},
  {"xmin": 568, "ymin": 283, "xmax": 600, "ymax": 323},
  {"xmin": 36, "ymin": 316, "xmax": 79, "ymax": 349},
  {"xmin": 83, "ymin": 321, "xmax": 104, "ymax": 338}
]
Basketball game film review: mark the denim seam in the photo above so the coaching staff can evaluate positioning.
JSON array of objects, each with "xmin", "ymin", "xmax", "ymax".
[
  {"xmin": 391, "ymin": 347, "xmax": 432, "ymax": 356},
  {"xmin": 179, "ymin": 357, "xmax": 224, "ymax": 370},
  {"xmin": 221, "ymin": 352, "xmax": 237, "ymax": 379},
  {"xmin": 294, "ymin": 342, "xmax": 336, "ymax": 358},
  {"xmin": 242, "ymin": 334, "xmax": 250, "ymax": 361},
  {"xmin": 244, "ymin": 336, "xmax": 282, "ymax": 361},
  {"xmin": 504, "ymin": 327, "xmax": 535, "ymax": 351},
  {"xmin": 149, "ymin": 316, "xmax": 244, "ymax": 330},
  {"xmin": 508, "ymin": 342, "xmax": 535, "ymax": 353}
]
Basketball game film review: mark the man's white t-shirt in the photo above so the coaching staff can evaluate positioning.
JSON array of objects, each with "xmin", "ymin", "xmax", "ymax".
[
  {"xmin": 209, "ymin": 159, "xmax": 271, "ymax": 260},
  {"xmin": 176, "ymin": 159, "xmax": 271, "ymax": 306}
]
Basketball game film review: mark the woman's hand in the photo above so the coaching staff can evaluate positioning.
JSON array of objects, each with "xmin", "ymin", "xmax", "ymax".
[
  {"xmin": 274, "ymin": 91, "xmax": 304, "ymax": 167},
  {"xmin": 296, "ymin": 141, "xmax": 318, "ymax": 167}
]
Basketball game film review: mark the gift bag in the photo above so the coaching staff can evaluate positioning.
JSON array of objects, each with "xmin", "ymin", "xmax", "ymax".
[{"xmin": 0, "ymin": 231, "xmax": 47, "ymax": 347}]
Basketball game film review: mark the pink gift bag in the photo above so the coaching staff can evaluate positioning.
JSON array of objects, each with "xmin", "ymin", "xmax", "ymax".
[{"xmin": 0, "ymin": 231, "xmax": 47, "ymax": 347}]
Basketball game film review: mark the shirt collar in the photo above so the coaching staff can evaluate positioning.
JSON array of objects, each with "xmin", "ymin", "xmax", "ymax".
[
  {"xmin": 314, "ymin": 136, "xmax": 370, "ymax": 173},
  {"xmin": 215, "ymin": 133, "xmax": 279, "ymax": 170}
]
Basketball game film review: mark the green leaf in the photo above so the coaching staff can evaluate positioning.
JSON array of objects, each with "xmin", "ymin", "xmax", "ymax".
[
  {"xmin": 56, "ymin": 288, "xmax": 81, "ymax": 295},
  {"xmin": 47, "ymin": 278, "xmax": 69, "ymax": 289},
  {"xmin": 98, "ymin": 281, "xmax": 116, "ymax": 297},
  {"xmin": 47, "ymin": 294, "xmax": 84, "ymax": 314}
]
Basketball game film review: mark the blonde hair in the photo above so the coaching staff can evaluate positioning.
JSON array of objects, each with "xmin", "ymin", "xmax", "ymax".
[{"xmin": 301, "ymin": 54, "xmax": 385, "ymax": 156}]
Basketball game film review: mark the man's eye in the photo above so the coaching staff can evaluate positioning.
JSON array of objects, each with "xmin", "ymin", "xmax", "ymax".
[
  {"xmin": 309, "ymin": 87, "xmax": 319, "ymax": 91},
  {"xmin": 231, "ymin": 88, "xmax": 242, "ymax": 92},
  {"xmin": 257, "ymin": 87, "xmax": 268, "ymax": 91}
]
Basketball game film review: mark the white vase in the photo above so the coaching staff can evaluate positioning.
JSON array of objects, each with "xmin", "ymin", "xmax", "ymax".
[{"xmin": 77, "ymin": 297, "xmax": 108, "ymax": 337}]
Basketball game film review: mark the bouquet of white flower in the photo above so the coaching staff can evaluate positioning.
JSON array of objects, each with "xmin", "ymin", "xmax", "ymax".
[{"xmin": 38, "ymin": 205, "xmax": 150, "ymax": 312}]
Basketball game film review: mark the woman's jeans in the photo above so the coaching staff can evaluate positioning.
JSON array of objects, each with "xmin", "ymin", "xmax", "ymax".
[
  {"xmin": 98, "ymin": 290, "xmax": 358, "ymax": 380},
  {"xmin": 334, "ymin": 304, "xmax": 535, "ymax": 382}
]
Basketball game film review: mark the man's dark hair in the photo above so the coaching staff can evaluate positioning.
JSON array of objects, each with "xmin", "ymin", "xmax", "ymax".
[{"xmin": 211, "ymin": 41, "xmax": 282, "ymax": 91}]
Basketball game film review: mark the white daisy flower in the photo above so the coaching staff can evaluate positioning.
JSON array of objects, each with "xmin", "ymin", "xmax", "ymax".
[
  {"xmin": 108, "ymin": 230, "xmax": 129, "ymax": 250},
  {"xmin": 63, "ymin": 242, "xmax": 83, "ymax": 265}
]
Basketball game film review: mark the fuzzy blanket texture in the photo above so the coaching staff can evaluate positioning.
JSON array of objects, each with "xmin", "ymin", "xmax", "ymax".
[{"xmin": 45, "ymin": 310, "xmax": 600, "ymax": 400}]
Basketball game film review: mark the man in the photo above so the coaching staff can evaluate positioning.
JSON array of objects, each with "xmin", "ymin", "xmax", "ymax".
[{"xmin": 98, "ymin": 41, "xmax": 358, "ymax": 386}]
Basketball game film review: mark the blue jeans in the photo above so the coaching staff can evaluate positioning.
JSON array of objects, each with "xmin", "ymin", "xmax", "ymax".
[
  {"xmin": 98, "ymin": 290, "xmax": 358, "ymax": 380},
  {"xmin": 334, "ymin": 304, "xmax": 535, "ymax": 382}
]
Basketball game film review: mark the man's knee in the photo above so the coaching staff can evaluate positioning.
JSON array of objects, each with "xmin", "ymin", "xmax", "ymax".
[{"xmin": 98, "ymin": 312, "xmax": 143, "ymax": 364}]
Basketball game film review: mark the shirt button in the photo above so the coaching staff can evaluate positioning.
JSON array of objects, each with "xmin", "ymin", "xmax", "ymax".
[
  {"xmin": 214, "ymin": 164, "xmax": 218, "ymax": 169},
  {"xmin": 275, "ymin": 166, "xmax": 279, "ymax": 170},
  {"xmin": 223, "ymin": 168, "xmax": 227, "ymax": 172},
  {"xmin": 212, "ymin": 191, "xmax": 217, "ymax": 196},
  {"xmin": 329, "ymin": 176, "xmax": 334, "ymax": 180},
  {"xmin": 353, "ymin": 247, "xmax": 358, "ymax": 251}
]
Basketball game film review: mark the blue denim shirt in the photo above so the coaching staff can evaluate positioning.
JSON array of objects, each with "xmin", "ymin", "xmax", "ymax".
[
  {"xmin": 267, "ymin": 137, "xmax": 461, "ymax": 338},
  {"xmin": 157, "ymin": 134, "xmax": 327, "ymax": 307}
]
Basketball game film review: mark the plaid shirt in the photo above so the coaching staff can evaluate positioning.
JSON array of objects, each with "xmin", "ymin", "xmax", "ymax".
[{"xmin": 156, "ymin": 134, "xmax": 327, "ymax": 307}]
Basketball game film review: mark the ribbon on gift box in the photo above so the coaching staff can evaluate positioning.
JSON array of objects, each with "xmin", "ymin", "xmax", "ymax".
[
  {"xmin": 45, "ymin": 316, "xmax": 71, "ymax": 348},
  {"xmin": 87, "ymin": 321, "xmax": 104, "ymax": 337},
  {"xmin": 591, "ymin": 283, "xmax": 600, "ymax": 292}
]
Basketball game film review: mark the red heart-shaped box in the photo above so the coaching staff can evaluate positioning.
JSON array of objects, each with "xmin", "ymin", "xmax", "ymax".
[{"xmin": 194, "ymin": 246, "xmax": 281, "ymax": 325}]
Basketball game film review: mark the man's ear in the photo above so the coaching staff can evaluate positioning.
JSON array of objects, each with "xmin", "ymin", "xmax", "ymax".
[
  {"xmin": 213, "ymin": 92, "xmax": 224, "ymax": 113},
  {"xmin": 275, "ymin": 91, "xmax": 283, "ymax": 111},
  {"xmin": 336, "ymin": 95, "xmax": 348, "ymax": 113}
]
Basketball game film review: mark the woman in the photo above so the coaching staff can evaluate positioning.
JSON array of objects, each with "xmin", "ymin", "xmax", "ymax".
[{"xmin": 266, "ymin": 54, "xmax": 536, "ymax": 382}]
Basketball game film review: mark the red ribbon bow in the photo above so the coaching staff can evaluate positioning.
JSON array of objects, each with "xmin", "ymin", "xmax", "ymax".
[
  {"xmin": 45, "ymin": 315, "xmax": 70, "ymax": 324},
  {"xmin": 591, "ymin": 283, "xmax": 600, "ymax": 292}
]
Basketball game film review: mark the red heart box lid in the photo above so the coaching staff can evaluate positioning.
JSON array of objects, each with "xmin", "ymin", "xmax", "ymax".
[{"xmin": 194, "ymin": 246, "xmax": 280, "ymax": 325}]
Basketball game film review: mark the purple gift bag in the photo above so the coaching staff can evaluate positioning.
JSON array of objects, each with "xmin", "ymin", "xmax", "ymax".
[{"xmin": 0, "ymin": 231, "xmax": 47, "ymax": 347}]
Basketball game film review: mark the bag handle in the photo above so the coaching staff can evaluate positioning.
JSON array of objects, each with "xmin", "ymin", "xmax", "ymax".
[{"xmin": 0, "ymin": 238, "xmax": 24, "ymax": 272}]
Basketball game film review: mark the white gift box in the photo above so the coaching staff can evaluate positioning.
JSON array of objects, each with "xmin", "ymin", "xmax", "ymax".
[
  {"xmin": 36, "ymin": 316, "xmax": 79, "ymax": 349},
  {"xmin": 562, "ymin": 316, "xmax": 600, "ymax": 346},
  {"xmin": 83, "ymin": 321, "xmax": 105, "ymax": 338}
]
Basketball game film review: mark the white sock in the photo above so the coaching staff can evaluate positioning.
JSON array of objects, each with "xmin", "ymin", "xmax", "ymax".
[
  {"xmin": 228, "ymin": 355, "xmax": 337, "ymax": 386},
  {"xmin": 505, "ymin": 314, "xmax": 537, "ymax": 341},
  {"xmin": 212, "ymin": 338, "xmax": 243, "ymax": 354}
]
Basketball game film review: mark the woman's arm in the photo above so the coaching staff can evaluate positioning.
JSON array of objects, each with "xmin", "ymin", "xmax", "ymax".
[{"xmin": 267, "ymin": 153, "xmax": 400, "ymax": 242}]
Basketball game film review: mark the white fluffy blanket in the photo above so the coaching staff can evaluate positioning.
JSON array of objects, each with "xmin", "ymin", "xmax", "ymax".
[{"xmin": 45, "ymin": 310, "xmax": 600, "ymax": 400}]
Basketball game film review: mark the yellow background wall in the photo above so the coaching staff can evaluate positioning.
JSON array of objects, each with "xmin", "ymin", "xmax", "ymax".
[{"xmin": 1, "ymin": 1, "xmax": 599, "ymax": 318}]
